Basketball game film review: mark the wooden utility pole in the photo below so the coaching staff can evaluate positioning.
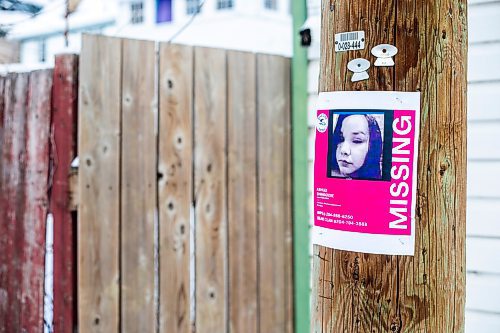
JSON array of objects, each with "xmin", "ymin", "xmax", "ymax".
[{"xmin": 311, "ymin": 1, "xmax": 467, "ymax": 332}]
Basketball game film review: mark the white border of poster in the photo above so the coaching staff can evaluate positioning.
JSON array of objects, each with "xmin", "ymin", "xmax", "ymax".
[{"xmin": 312, "ymin": 91, "xmax": 421, "ymax": 256}]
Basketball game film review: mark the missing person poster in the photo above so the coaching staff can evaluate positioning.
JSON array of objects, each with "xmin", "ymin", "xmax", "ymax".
[{"xmin": 312, "ymin": 91, "xmax": 420, "ymax": 255}]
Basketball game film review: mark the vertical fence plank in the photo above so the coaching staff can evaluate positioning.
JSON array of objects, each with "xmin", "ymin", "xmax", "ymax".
[
  {"xmin": 0, "ymin": 76, "xmax": 4, "ymax": 219},
  {"xmin": 257, "ymin": 54, "xmax": 293, "ymax": 333},
  {"xmin": 227, "ymin": 50, "xmax": 258, "ymax": 333},
  {"xmin": 22, "ymin": 68, "xmax": 52, "ymax": 332},
  {"xmin": 120, "ymin": 38, "xmax": 156, "ymax": 333},
  {"xmin": 0, "ymin": 75, "xmax": 4, "ymax": 175},
  {"xmin": 78, "ymin": 34, "xmax": 122, "ymax": 333},
  {"xmin": 51, "ymin": 54, "xmax": 79, "ymax": 333},
  {"xmin": 282, "ymin": 57, "xmax": 293, "ymax": 333},
  {"xmin": 0, "ymin": 72, "xmax": 29, "ymax": 333},
  {"xmin": 194, "ymin": 46, "xmax": 227, "ymax": 333},
  {"xmin": 158, "ymin": 43, "xmax": 193, "ymax": 333}
]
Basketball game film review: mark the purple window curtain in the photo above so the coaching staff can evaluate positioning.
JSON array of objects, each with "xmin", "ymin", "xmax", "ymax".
[{"xmin": 156, "ymin": 0, "xmax": 172, "ymax": 23}]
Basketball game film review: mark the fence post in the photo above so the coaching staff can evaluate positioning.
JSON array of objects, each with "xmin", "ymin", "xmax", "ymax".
[
  {"xmin": 311, "ymin": 1, "xmax": 467, "ymax": 332},
  {"xmin": 51, "ymin": 54, "xmax": 79, "ymax": 333}
]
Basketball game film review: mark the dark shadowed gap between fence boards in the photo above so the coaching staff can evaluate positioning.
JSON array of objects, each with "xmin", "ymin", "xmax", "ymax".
[{"xmin": 78, "ymin": 34, "xmax": 294, "ymax": 333}]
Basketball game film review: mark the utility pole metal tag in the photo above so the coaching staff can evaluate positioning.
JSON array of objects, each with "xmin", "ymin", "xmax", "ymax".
[{"xmin": 335, "ymin": 31, "xmax": 365, "ymax": 52}]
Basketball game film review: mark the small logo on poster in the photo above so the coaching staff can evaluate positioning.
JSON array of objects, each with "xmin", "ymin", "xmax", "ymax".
[{"xmin": 317, "ymin": 113, "xmax": 328, "ymax": 133}]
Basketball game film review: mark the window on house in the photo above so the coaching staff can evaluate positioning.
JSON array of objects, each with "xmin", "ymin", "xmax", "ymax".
[
  {"xmin": 264, "ymin": 0, "xmax": 277, "ymax": 10},
  {"xmin": 157, "ymin": 0, "xmax": 173, "ymax": 23},
  {"xmin": 186, "ymin": 0, "xmax": 201, "ymax": 14},
  {"xmin": 216, "ymin": 0, "xmax": 233, "ymax": 10},
  {"xmin": 130, "ymin": 2, "xmax": 144, "ymax": 24}
]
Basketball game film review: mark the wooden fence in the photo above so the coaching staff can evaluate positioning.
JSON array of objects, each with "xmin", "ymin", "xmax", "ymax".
[
  {"xmin": 78, "ymin": 34, "xmax": 293, "ymax": 333},
  {"xmin": 0, "ymin": 55, "xmax": 78, "ymax": 333}
]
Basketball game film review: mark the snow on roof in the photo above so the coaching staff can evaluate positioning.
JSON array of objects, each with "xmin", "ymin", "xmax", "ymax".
[
  {"xmin": 28, "ymin": 0, "xmax": 53, "ymax": 6},
  {"xmin": 0, "ymin": 61, "xmax": 53, "ymax": 74},
  {"xmin": 0, "ymin": 11, "xmax": 30, "ymax": 25},
  {"xmin": 7, "ymin": 0, "xmax": 117, "ymax": 40}
]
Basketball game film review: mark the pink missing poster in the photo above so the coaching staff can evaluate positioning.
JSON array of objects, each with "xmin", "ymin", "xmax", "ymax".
[{"xmin": 312, "ymin": 91, "xmax": 420, "ymax": 255}]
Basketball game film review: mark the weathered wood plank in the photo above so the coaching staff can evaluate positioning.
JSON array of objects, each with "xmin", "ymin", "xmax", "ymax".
[
  {"xmin": 20, "ymin": 68, "xmax": 52, "ymax": 332},
  {"xmin": 0, "ymin": 75, "xmax": 4, "ymax": 170},
  {"xmin": 78, "ymin": 34, "xmax": 122, "ymax": 333},
  {"xmin": 0, "ymin": 72, "xmax": 29, "ymax": 333},
  {"xmin": 227, "ymin": 50, "xmax": 258, "ymax": 333},
  {"xmin": 257, "ymin": 54, "xmax": 293, "ymax": 333},
  {"xmin": 309, "ymin": 245, "xmax": 322, "ymax": 333},
  {"xmin": 51, "ymin": 54, "xmax": 79, "ymax": 333},
  {"xmin": 313, "ymin": 0, "xmax": 467, "ymax": 332},
  {"xmin": 194, "ymin": 46, "xmax": 227, "ymax": 333},
  {"xmin": 0, "ymin": 76, "xmax": 4, "ymax": 218},
  {"xmin": 283, "ymin": 56, "xmax": 294, "ymax": 333},
  {"xmin": 121, "ymin": 38, "xmax": 156, "ymax": 333},
  {"xmin": 158, "ymin": 43, "xmax": 193, "ymax": 333}
]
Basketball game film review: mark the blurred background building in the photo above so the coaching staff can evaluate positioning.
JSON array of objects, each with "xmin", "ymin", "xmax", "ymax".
[{"xmin": 0, "ymin": 0, "xmax": 292, "ymax": 64}]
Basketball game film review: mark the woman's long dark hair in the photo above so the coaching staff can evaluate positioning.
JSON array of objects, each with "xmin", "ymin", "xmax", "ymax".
[{"xmin": 330, "ymin": 114, "xmax": 383, "ymax": 179}]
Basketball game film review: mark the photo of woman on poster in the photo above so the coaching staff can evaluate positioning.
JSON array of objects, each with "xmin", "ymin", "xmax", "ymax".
[{"xmin": 329, "ymin": 113, "xmax": 384, "ymax": 180}]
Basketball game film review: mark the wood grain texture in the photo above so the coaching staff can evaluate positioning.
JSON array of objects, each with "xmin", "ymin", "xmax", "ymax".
[
  {"xmin": 0, "ymin": 75, "xmax": 4, "ymax": 170},
  {"xmin": 194, "ymin": 46, "xmax": 227, "ymax": 333},
  {"xmin": 312, "ymin": 1, "xmax": 467, "ymax": 332},
  {"xmin": 22, "ymin": 69, "xmax": 53, "ymax": 332},
  {"xmin": 158, "ymin": 43, "xmax": 193, "ymax": 333},
  {"xmin": 0, "ymin": 73, "xmax": 29, "ymax": 333},
  {"xmin": 227, "ymin": 50, "xmax": 258, "ymax": 333},
  {"xmin": 78, "ymin": 34, "xmax": 122, "ymax": 333},
  {"xmin": 120, "ymin": 38, "xmax": 156, "ymax": 333},
  {"xmin": 283, "ymin": 56, "xmax": 294, "ymax": 333},
  {"xmin": 51, "ymin": 54, "xmax": 79, "ymax": 333},
  {"xmin": 0, "ymin": 69, "xmax": 52, "ymax": 333},
  {"xmin": 257, "ymin": 54, "xmax": 293, "ymax": 333}
]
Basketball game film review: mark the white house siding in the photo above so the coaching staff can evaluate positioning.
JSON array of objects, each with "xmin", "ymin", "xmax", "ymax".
[
  {"xmin": 466, "ymin": 1, "xmax": 500, "ymax": 331},
  {"xmin": 306, "ymin": 1, "xmax": 500, "ymax": 331}
]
